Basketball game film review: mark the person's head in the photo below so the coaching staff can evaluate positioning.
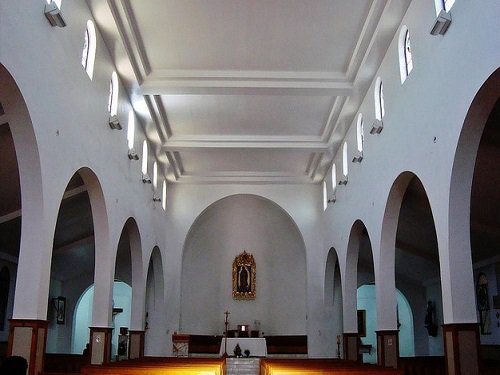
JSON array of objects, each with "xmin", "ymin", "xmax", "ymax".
[{"xmin": 0, "ymin": 356, "xmax": 28, "ymax": 375}]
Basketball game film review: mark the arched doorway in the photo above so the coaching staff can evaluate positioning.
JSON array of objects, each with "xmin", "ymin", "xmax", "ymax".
[
  {"xmin": 325, "ymin": 247, "xmax": 343, "ymax": 357},
  {"xmin": 144, "ymin": 246, "xmax": 165, "ymax": 356},
  {"xmin": 112, "ymin": 218, "xmax": 143, "ymax": 360},
  {"xmin": 181, "ymin": 194, "xmax": 307, "ymax": 337},
  {"xmin": 0, "ymin": 64, "xmax": 30, "ymax": 354},
  {"xmin": 345, "ymin": 220, "xmax": 375, "ymax": 363},
  {"xmin": 470, "ymin": 91, "xmax": 500, "ymax": 349},
  {"xmin": 46, "ymin": 173, "xmax": 96, "ymax": 353},
  {"xmin": 394, "ymin": 175, "xmax": 442, "ymax": 357},
  {"xmin": 448, "ymin": 68, "xmax": 500, "ymax": 373}
]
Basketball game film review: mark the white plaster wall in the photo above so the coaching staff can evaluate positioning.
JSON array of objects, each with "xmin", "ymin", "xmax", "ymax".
[
  {"xmin": 0, "ymin": 0, "xmax": 168, "ymax": 342},
  {"xmin": 180, "ymin": 194, "xmax": 307, "ymax": 336},
  {"xmin": 0, "ymin": 0, "xmax": 498, "ymax": 359},
  {"xmin": 321, "ymin": 0, "xmax": 500, "ymax": 356}
]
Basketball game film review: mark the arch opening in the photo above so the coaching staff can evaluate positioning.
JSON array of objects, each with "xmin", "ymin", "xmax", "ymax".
[{"xmin": 181, "ymin": 194, "xmax": 307, "ymax": 337}]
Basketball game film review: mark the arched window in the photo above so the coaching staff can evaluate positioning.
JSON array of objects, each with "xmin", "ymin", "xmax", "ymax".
[
  {"xmin": 0, "ymin": 267, "xmax": 10, "ymax": 330},
  {"xmin": 46, "ymin": 0, "xmax": 62, "ymax": 9},
  {"xmin": 81, "ymin": 20, "xmax": 97, "ymax": 80},
  {"xmin": 127, "ymin": 110, "xmax": 135, "ymax": 150},
  {"xmin": 374, "ymin": 77, "xmax": 385, "ymax": 121},
  {"xmin": 342, "ymin": 142, "xmax": 348, "ymax": 177},
  {"xmin": 356, "ymin": 114, "xmax": 364, "ymax": 153},
  {"xmin": 153, "ymin": 161, "xmax": 158, "ymax": 190},
  {"xmin": 323, "ymin": 181, "xmax": 327, "ymax": 211},
  {"xmin": 141, "ymin": 140, "xmax": 148, "ymax": 175},
  {"xmin": 399, "ymin": 26, "xmax": 413, "ymax": 83},
  {"xmin": 162, "ymin": 180, "xmax": 167, "ymax": 210},
  {"xmin": 108, "ymin": 72, "xmax": 119, "ymax": 116},
  {"xmin": 331, "ymin": 163, "xmax": 337, "ymax": 192}
]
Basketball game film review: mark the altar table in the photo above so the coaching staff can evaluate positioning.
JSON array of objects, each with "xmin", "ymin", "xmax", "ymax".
[{"xmin": 219, "ymin": 337, "xmax": 267, "ymax": 357}]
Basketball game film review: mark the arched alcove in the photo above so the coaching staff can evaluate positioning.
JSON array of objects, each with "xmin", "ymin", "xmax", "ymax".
[
  {"xmin": 344, "ymin": 220, "xmax": 375, "ymax": 363},
  {"xmin": 145, "ymin": 246, "xmax": 165, "ymax": 356},
  {"xmin": 46, "ymin": 172, "xmax": 96, "ymax": 353},
  {"xmin": 470, "ymin": 90, "xmax": 500, "ymax": 346},
  {"xmin": 379, "ymin": 171, "xmax": 442, "ymax": 359},
  {"xmin": 112, "ymin": 217, "xmax": 143, "ymax": 359},
  {"xmin": 0, "ymin": 63, "xmax": 41, "ymax": 339},
  {"xmin": 180, "ymin": 194, "xmax": 307, "ymax": 336},
  {"xmin": 393, "ymin": 174, "xmax": 442, "ymax": 357},
  {"xmin": 447, "ymin": 69, "xmax": 500, "ymax": 370},
  {"xmin": 324, "ymin": 247, "xmax": 343, "ymax": 357}
]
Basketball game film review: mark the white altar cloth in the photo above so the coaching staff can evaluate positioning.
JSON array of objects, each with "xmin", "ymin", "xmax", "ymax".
[{"xmin": 219, "ymin": 338, "xmax": 267, "ymax": 357}]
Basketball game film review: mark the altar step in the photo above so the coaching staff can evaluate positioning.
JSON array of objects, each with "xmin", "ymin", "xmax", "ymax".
[{"xmin": 225, "ymin": 358, "xmax": 260, "ymax": 375}]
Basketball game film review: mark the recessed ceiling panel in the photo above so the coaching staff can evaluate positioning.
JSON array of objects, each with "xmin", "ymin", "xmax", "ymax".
[
  {"xmin": 179, "ymin": 149, "xmax": 311, "ymax": 175},
  {"xmin": 162, "ymin": 94, "xmax": 334, "ymax": 137},
  {"xmin": 128, "ymin": 0, "xmax": 372, "ymax": 72}
]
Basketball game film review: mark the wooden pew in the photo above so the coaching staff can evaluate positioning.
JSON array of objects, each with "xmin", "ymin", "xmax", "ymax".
[
  {"xmin": 81, "ymin": 357, "xmax": 225, "ymax": 375},
  {"xmin": 260, "ymin": 358, "xmax": 404, "ymax": 375}
]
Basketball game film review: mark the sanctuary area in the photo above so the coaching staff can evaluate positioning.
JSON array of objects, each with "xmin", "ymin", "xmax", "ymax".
[{"xmin": 0, "ymin": 1, "xmax": 499, "ymax": 375}]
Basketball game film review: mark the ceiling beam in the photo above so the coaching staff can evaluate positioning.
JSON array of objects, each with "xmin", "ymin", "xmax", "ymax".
[
  {"xmin": 62, "ymin": 185, "xmax": 87, "ymax": 200},
  {"xmin": 395, "ymin": 239, "xmax": 439, "ymax": 263},
  {"xmin": 163, "ymin": 138, "xmax": 329, "ymax": 152},
  {"xmin": 141, "ymin": 72, "xmax": 353, "ymax": 96},
  {"xmin": 0, "ymin": 209, "xmax": 21, "ymax": 225},
  {"xmin": 53, "ymin": 233, "xmax": 94, "ymax": 253},
  {"xmin": 471, "ymin": 220, "xmax": 500, "ymax": 238},
  {"xmin": 0, "ymin": 186, "xmax": 87, "ymax": 225}
]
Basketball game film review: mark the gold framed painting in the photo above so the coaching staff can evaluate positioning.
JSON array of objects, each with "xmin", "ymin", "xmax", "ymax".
[{"xmin": 232, "ymin": 251, "xmax": 256, "ymax": 300}]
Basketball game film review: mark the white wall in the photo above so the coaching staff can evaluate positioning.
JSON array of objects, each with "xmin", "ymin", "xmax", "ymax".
[
  {"xmin": 321, "ymin": 0, "xmax": 500, "ymax": 356},
  {"xmin": 180, "ymin": 194, "xmax": 307, "ymax": 336},
  {"xmin": 0, "ymin": 0, "xmax": 498, "ymax": 360}
]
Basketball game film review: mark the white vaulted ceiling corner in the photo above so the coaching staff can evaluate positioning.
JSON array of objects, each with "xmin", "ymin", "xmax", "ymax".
[{"xmin": 86, "ymin": 0, "xmax": 411, "ymax": 184}]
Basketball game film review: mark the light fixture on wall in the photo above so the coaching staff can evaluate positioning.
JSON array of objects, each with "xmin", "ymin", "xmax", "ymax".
[
  {"xmin": 328, "ymin": 196, "xmax": 336, "ymax": 204},
  {"xmin": 142, "ymin": 173, "xmax": 152, "ymax": 184},
  {"xmin": 44, "ymin": 2, "xmax": 66, "ymax": 27},
  {"xmin": 109, "ymin": 115, "xmax": 122, "ymax": 130},
  {"xmin": 128, "ymin": 148, "xmax": 139, "ymax": 160},
  {"xmin": 370, "ymin": 119, "xmax": 383, "ymax": 134},
  {"xmin": 352, "ymin": 154, "xmax": 363, "ymax": 163},
  {"xmin": 430, "ymin": 10, "xmax": 452, "ymax": 36},
  {"xmin": 153, "ymin": 195, "xmax": 161, "ymax": 202}
]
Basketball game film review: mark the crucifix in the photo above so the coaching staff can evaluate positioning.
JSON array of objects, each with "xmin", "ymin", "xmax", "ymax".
[{"xmin": 223, "ymin": 310, "xmax": 230, "ymax": 358}]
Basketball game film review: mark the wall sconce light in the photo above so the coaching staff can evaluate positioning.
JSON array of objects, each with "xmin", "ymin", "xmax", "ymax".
[
  {"xmin": 328, "ymin": 197, "xmax": 336, "ymax": 204},
  {"xmin": 44, "ymin": 2, "xmax": 66, "ymax": 27},
  {"xmin": 153, "ymin": 196, "xmax": 161, "ymax": 202},
  {"xmin": 52, "ymin": 296, "xmax": 66, "ymax": 325},
  {"xmin": 338, "ymin": 178, "xmax": 348, "ymax": 186},
  {"xmin": 352, "ymin": 154, "xmax": 363, "ymax": 163},
  {"xmin": 128, "ymin": 149, "xmax": 139, "ymax": 160},
  {"xmin": 430, "ymin": 10, "xmax": 452, "ymax": 36},
  {"xmin": 109, "ymin": 115, "xmax": 122, "ymax": 130},
  {"xmin": 142, "ymin": 173, "xmax": 152, "ymax": 184},
  {"xmin": 370, "ymin": 119, "xmax": 383, "ymax": 134}
]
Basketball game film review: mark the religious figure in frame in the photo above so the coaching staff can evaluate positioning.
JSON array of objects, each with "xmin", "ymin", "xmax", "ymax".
[{"xmin": 232, "ymin": 251, "xmax": 256, "ymax": 300}]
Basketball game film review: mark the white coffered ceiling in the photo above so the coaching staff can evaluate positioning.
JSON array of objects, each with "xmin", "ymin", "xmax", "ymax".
[{"xmin": 87, "ymin": 0, "xmax": 411, "ymax": 184}]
